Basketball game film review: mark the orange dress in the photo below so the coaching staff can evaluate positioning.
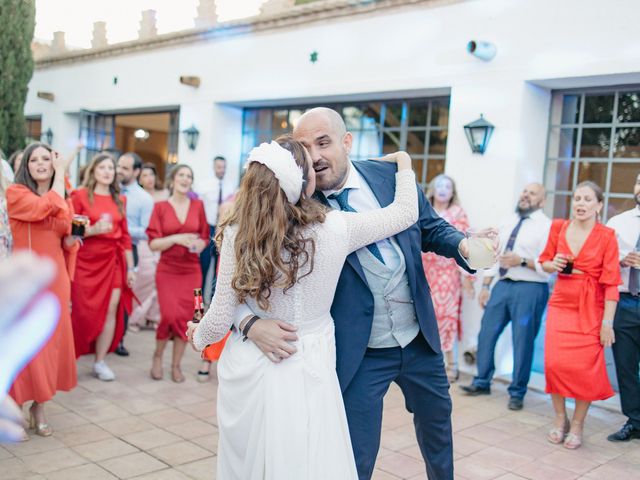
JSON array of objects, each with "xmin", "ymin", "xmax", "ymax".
[
  {"xmin": 539, "ymin": 220, "xmax": 621, "ymax": 401},
  {"xmin": 6, "ymin": 184, "xmax": 78, "ymax": 404}
]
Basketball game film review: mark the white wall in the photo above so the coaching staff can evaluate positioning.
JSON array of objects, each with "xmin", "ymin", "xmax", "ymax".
[{"xmin": 25, "ymin": 0, "xmax": 640, "ymax": 377}]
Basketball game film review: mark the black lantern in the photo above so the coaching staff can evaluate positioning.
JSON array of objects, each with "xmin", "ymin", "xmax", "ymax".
[
  {"xmin": 42, "ymin": 128, "xmax": 54, "ymax": 145},
  {"xmin": 182, "ymin": 125, "xmax": 199, "ymax": 151},
  {"xmin": 463, "ymin": 114, "xmax": 494, "ymax": 154}
]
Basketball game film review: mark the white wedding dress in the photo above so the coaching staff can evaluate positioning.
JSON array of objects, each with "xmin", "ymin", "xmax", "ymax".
[{"xmin": 193, "ymin": 169, "xmax": 418, "ymax": 480}]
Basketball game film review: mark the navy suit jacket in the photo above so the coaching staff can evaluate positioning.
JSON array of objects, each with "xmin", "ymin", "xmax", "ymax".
[{"xmin": 324, "ymin": 160, "xmax": 472, "ymax": 391}]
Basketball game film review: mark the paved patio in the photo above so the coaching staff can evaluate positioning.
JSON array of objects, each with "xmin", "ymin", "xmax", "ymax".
[{"xmin": 2, "ymin": 329, "xmax": 639, "ymax": 479}]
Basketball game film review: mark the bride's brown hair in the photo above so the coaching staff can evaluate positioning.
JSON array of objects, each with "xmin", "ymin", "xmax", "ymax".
[{"xmin": 216, "ymin": 135, "xmax": 327, "ymax": 311}]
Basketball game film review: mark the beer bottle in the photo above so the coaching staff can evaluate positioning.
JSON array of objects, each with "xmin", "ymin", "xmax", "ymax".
[{"xmin": 193, "ymin": 288, "xmax": 204, "ymax": 323}]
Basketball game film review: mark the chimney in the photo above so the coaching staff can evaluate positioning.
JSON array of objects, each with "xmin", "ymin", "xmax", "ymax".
[
  {"xmin": 138, "ymin": 9, "xmax": 158, "ymax": 40},
  {"xmin": 51, "ymin": 31, "xmax": 66, "ymax": 54},
  {"xmin": 92, "ymin": 21, "xmax": 108, "ymax": 49},
  {"xmin": 260, "ymin": 0, "xmax": 296, "ymax": 16},
  {"xmin": 194, "ymin": 0, "xmax": 217, "ymax": 28}
]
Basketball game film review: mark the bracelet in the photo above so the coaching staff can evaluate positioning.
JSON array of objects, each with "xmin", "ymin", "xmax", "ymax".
[
  {"xmin": 482, "ymin": 284, "xmax": 491, "ymax": 290},
  {"xmin": 602, "ymin": 320, "xmax": 614, "ymax": 327},
  {"xmin": 242, "ymin": 315, "xmax": 261, "ymax": 342}
]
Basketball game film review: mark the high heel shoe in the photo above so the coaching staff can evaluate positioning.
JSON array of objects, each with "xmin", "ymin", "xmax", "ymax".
[
  {"xmin": 28, "ymin": 406, "xmax": 52, "ymax": 437},
  {"xmin": 171, "ymin": 364, "xmax": 185, "ymax": 383},
  {"xmin": 150, "ymin": 355, "xmax": 163, "ymax": 380},
  {"xmin": 547, "ymin": 417, "xmax": 569, "ymax": 444},
  {"xmin": 446, "ymin": 365, "xmax": 459, "ymax": 383}
]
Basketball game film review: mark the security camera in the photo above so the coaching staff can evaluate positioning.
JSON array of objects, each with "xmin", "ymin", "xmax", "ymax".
[{"xmin": 467, "ymin": 40, "xmax": 497, "ymax": 61}]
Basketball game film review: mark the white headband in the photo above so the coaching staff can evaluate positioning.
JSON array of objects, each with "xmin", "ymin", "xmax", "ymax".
[{"xmin": 246, "ymin": 141, "xmax": 304, "ymax": 204}]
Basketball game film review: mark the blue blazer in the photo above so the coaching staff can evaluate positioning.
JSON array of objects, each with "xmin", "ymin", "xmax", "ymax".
[{"xmin": 324, "ymin": 161, "xmax": 472, "ymax": 391}]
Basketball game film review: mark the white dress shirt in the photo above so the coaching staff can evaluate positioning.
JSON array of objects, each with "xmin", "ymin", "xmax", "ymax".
[
  {"xmin": 606, "ymin": 206, "xmax": 640, "ymax": 293},
  {"xmin": 485, "ymin": 209, "xmax": 551, "ymax": 283},
  {"xmin": 323, "ymin": 162, "xmax": 402, "ymax": 271},
  {"xmin": 196, "ymin": 177, "xmax": 234, "ymax": 226}
]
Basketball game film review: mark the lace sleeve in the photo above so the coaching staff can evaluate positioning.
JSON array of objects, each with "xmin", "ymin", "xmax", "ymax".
[
  {"xmin": 341, "ymin": 169, "xmax": 418, "ymax": 253},
  {"xmin": 193, "ymin": 227, "xmax": 240, "ymax": 350}
]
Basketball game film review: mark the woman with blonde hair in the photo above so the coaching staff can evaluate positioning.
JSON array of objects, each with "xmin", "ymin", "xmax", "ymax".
[
  {"xmin": 71, "ymin": 153, "xmax": 135, "ymax": 381},
  {"xmin": 421, "ymin": 174, "xmax": 473, "ymax": 381},
  {"xmin": 187, "ymin": 135, "xmax": 418, "ymax": 479}
]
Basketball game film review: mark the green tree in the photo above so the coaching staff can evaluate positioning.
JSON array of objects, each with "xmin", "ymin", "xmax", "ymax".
[{"xmin": 0, "ymin": 0, "xmax": 35, "ymax": 156}]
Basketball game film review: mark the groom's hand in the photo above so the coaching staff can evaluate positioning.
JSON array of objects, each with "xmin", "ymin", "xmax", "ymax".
[{"xmin": 247, "ymin": 319, "xmax": 298, "ymax": 363}]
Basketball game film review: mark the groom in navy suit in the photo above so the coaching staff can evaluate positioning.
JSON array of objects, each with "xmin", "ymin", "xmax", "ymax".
[{"xmin": 246, "ymin": 108, "xmax": 473, "ymax": 480}]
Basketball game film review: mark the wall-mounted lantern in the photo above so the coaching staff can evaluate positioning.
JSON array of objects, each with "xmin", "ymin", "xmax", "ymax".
[
  {"xmin": 182, "ymin": 125, "xmax": 200, "ymax": 151},
  {"xmin": 463, "ymin": 114, "xmax": 494, "ymax": 154}
]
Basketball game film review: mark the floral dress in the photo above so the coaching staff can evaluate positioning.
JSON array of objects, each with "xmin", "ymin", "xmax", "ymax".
[{"xmin": 421, "ymin": 204, "xmax": 470, "ymax": 352}]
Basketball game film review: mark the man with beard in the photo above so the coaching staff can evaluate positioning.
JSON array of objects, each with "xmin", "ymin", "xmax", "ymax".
[
  {"xmin": 606, "ymin": 173, "xmax": 640, "ymax": 442},
  {"xmin": 460, "ymin": 183, "xmax": 551, "ymax": 411}
]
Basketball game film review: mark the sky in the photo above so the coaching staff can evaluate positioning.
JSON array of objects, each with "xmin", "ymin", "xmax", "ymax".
[{"xmin": 35, "ymin": 0, "xmax": 268, "ymax": 48}]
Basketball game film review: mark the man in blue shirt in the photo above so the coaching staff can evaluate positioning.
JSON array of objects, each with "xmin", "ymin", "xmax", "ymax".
[{"xmin": 116, "ymin": 152, "xmax": 154, "ymax": 356}]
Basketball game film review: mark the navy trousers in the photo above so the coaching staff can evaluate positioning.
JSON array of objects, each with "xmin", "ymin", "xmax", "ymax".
[
  {"xmin": 199, "ymin": 225, "xmax": 217, "ymax": 302},
  {"xmin": 472, "ymin": 279, "xmax": 548, "ymax": 399},
  {"xmin": 612, "ymin": 293, "xmax": 640, "ymax": 429},
  {"xmin": 342, "ymin": 334, "xmax": 452, "ymax": 480}
]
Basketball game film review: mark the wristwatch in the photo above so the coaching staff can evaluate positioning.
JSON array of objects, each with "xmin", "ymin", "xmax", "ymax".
[{"xmin": 520, "ymin": 258, "xmax": 528, "ymax": 268}]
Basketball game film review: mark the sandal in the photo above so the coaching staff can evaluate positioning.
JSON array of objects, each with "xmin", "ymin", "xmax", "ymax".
[
  {"xmin": 150, "ymin": 355, "xmax": 163, "ymax": 380},
  {"xmin": 547, "ymin": 416, "xmax": 570, "ymax": 444},
  {"xmin": 564, "ymin": 422, "xmax": 584, "ymax": 449},
  {"xmin": 171, "ymin": 365, "xmax": 185, "ymax": 383},
  {"xmin": 446, "ymin": 365, "xmax": 459, "ymax": 383},
  {"xmin": 29, "ymin": 404, "xmax": 52, "ymax": 437}
]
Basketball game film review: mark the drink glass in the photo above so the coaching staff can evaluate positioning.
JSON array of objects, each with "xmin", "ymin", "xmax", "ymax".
[
  {"xmin": 100, "ymin": 213, "xmax": 113, "ymax": 231},
  {"xmin": 559, "ymin": 253, "xmax": 574, "ymax": 274},
  {"xmin": 466, "ymin": 228, "xmax": 499, "ymax": 270},
  {"xmin": 71, "ymin": 214, "xmax": 89, "ymax": 237}
]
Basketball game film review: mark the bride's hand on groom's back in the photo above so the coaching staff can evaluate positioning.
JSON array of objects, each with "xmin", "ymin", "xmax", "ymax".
[
  {"xmin": 368, "ymin": 151, "xmax": 412, "ymax": 170},
  {"xmin": 247, "ymin": 319, "xmax": 299, "ymax": 363}
]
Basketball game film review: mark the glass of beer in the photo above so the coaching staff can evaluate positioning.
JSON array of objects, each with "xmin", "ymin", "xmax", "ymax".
[
  {"xmin": 71, "ymin": 214, "xmax": 89, "ymax": 237},
  {"xmin": 466, "ymin": 228, "xmax": 499, "ymax": 270},
  {"xmin": 100, "ymin": 213, "xmax": 113, "ymax": 231}
]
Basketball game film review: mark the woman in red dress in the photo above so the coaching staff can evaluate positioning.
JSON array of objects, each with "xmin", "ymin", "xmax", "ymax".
[
  {"xmin": 71, "ymin": 153, "xmax": 135, "ymax": 382},
  {"xmin": 540, "ymin": 181, "xmax": 621, "ymax": 449},
  {"xmin": 147, "ymin": 164, "xmax": 208, "ymax": 382},
  {"xmin": 7, "ymin": 143, "xmax": 79, "ymax": 437},
  {"xmin": 421, "ymin": 175, "xmax": 474, "ymax": 382}
]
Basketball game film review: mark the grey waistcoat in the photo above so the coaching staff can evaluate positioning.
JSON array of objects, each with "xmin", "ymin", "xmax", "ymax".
[{"xmin": 356, "ymin": 239, "xmax": 419, "ymax": 348}]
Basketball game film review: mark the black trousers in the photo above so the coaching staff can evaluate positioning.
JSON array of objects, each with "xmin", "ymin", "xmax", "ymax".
[{"xmin": 612, "ymin": 292, "xmax": 640, "ymax": 429}]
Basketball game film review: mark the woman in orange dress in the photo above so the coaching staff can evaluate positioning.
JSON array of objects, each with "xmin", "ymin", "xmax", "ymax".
[
  {"xmin": 539, "ymin": 181, "xmax": 621, "ymax": 449},
  {"xmin": 6, "ymin": 142, "xmax": 79, "ymax": 437},
  {"xmin": 421, "ymin": 174, "xmax": 474, "ymax": 381},
  {"xmin": 71, "ymin": 153, "xmax": 135, "ymax": 382}
]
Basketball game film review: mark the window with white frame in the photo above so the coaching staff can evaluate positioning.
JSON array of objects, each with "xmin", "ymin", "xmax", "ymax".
[{"xmin": 545, "ymin": 88, "xmax": 640, "ymax": 221}]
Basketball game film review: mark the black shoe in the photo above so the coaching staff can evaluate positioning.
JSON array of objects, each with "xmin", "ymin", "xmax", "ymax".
[
  {"xmin": 459, "ymin": 384, "xmax": 491, "ymax": 396},
  {"xmin": 508, "ymin": 397, "xmax": 523, "ymax": 411},
  {"xmin": 607, "ymin": 423, "xmax": 640, "ymax": 442},
  {"xmin": 114, "ymin": 344, "xmax": 129, "ymax": 357}
]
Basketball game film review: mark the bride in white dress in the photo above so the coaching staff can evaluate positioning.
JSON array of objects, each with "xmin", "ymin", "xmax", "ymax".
[{"xmin": 188, "ymin": 136, "xmax": 417, "ymax": 479}]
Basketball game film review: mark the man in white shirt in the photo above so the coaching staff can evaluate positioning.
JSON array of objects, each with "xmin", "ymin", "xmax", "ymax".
[
  {"xmin": 460, "ymin": 184, "xmax": 551, "ymax": 411},
  {"xmin": 195, "ymin": 155, "xmax": 233, "ymax": 301},
  {"xmin": 606, "ymin": 172, "xmax": 640, "ymax": 442}
]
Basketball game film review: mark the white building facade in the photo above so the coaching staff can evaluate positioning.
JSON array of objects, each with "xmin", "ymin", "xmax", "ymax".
[{"xmin": 25, "ymin": 0, "xmax": 640, "ymax": 384}]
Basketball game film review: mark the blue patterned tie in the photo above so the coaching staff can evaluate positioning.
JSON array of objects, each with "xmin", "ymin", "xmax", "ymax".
[
  {"xmin": 629, "ymin": 232, "xmax": 640, "ymax": 296},
  {"xmin": 499, "ymin": 215, "xmax": 528, "ymax": 277},
  {"xmin": 329, "ymin": 189, "xmax": 386, "ymax": 264}
]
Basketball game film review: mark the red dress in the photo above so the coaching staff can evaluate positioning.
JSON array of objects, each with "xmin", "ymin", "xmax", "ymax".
[
  {"xmin": 421, "ymin": 204, "xmax": 470, "ymax": 352},
  {"xmin": 539, "ymin": 220, "xmax": 621, "ymax": 401},
  {"xmin": 6, "ymin": 185, "xmax": 78, "ymax": 404},
  {"xmin": 70, "ymin": 188, "xmax": 133, "ymax": 357},
  {"xmin": 147, "ymin": 199, "xmax": 209, "ymax": 341}
]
